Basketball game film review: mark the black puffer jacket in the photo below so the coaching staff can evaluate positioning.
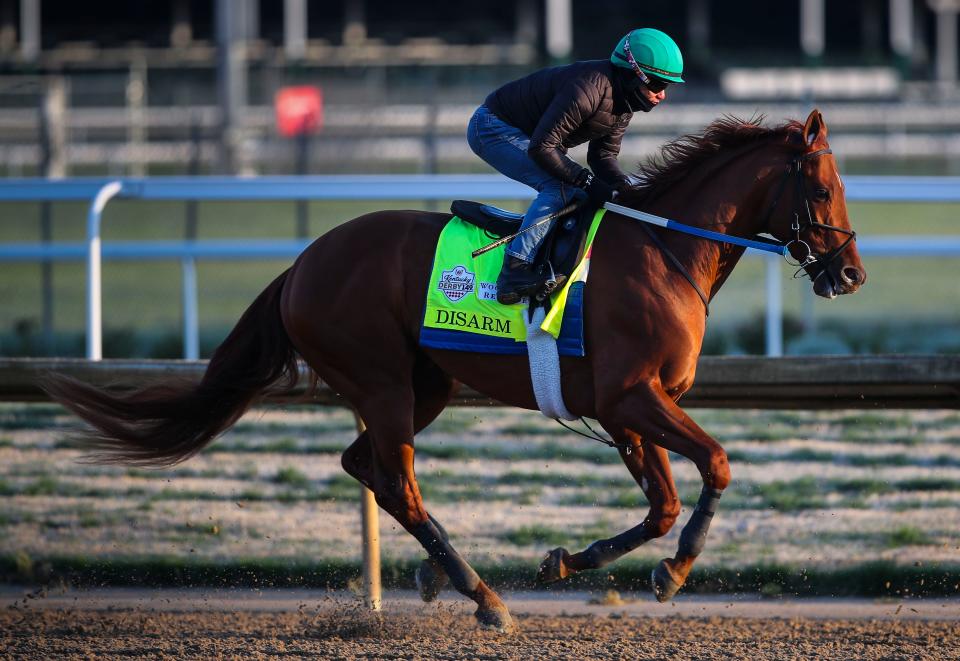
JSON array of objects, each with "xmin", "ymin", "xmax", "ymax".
[{"xmin": 484, "ymin": 60, "xmax": 634, "ymax": 188}]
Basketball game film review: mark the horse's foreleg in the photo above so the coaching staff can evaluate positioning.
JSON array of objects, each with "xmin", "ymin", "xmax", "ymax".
[
  {"xmin": 651, "ymin": 483, "xmax": 723, "ymax": 602},
  {"xmin": 598, "ymin": 381, "xmax": 730, "ymax": 602},
  {"xmin": 538, "ymin": 434, "xmax": 680, "ymax": 583}
]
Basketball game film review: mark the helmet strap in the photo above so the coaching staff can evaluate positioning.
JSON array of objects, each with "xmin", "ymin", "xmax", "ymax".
[{"xmin": 617, "ymin": 67, "xmax": 656, "ymax": 113}]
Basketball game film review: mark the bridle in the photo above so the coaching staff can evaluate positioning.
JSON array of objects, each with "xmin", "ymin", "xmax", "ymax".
[
  {"xmin": 625, "ymin": 143, "xmax": 858, "ymax": 318},
  {"xmin": 760, "ymin": 146, "xmax": 857, "ymax": 282}
]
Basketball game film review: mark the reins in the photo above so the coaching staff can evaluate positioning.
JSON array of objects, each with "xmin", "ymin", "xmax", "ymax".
[
  {"xmin": 637, "ymin": 222, "xmax": 711, "ymax": 316},
  {"xmin": 555, "ymin": 416, "xmax": 633, "ymax": 453}
]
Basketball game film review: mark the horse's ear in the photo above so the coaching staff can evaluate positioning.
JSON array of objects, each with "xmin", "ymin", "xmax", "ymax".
[{"xmin": 803, "ymin": 109, "xmax": 828, "ymax": 147}]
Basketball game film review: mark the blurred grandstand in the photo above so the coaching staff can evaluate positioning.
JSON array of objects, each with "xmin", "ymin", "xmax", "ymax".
[{"xmin": 1, "ymin": 0, "xmax": 960, "ymax": 176}]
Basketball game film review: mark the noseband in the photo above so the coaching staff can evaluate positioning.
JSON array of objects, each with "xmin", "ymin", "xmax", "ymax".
[{"xmin": 761, "ymin": 147, "xmax": 857, "ymax": 281}]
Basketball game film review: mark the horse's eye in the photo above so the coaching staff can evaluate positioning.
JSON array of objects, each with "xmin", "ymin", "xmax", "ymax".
[{"xmin": 813, "ymin": 188, "xmax": 830, "ymax": 202}]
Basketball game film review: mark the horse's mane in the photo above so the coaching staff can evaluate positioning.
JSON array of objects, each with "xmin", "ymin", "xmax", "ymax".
[{"xmin": 618, "ymin": 115, "xmax": 804, "ymax": 206}]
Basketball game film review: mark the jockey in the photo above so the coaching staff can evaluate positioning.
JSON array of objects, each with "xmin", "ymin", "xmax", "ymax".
[{"xmin": 467, "ymin": 28, "xmax": 684, "ymax": 304}]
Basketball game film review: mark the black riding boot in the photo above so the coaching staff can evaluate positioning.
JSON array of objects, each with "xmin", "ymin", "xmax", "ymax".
[{"xmin": 496, "ymin": 256, "xmax": 539, "ymax": 305}]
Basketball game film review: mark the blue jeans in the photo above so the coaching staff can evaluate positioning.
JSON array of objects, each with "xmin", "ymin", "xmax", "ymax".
[{"xmin": 467, "ymin": 105, "xmax": 580, "ymax": 263}]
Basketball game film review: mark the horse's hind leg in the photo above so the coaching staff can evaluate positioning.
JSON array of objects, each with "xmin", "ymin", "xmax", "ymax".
[
  {"xmin": 340, "ymin": 359, "xmax": 454, "ymax": 602},
  {"xmin": 340, "ymin": 357, "xmax": 454, "ymax": 490},
  {"xmin": 342, "ymin": 433, "xmax": 452, "ymax": 603},
  {"xmin": 356, "ymin": 386, "xmax": 513, "ymax": 631},
  {"xmin": 597, "ymin": 380, "xmax": 730, "ymax": 602},
  {"xmin": 538, "ymin": 433, "xmax": 681, "ymax": 583}
]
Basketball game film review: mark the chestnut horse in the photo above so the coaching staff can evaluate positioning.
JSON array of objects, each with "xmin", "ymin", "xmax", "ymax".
[{"xmin": 45, "ymin": 110, "xmax": 864, "ymax": 631}]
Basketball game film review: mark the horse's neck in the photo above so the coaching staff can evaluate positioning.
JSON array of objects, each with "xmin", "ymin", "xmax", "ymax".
[{"xmin": 647, "ymin": 148, "xmax": 779, "ymax": 302}]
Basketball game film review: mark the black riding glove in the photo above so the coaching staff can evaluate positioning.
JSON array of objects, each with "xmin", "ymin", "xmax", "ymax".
[{"xmin": 579, "ymin": 171, "xmax": 617, "ymax": 207}]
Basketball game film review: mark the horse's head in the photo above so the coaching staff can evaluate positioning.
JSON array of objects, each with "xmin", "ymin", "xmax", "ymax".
[{"xmin": 768, "ymin": 109, "xmax": 866, "ymax": 299}]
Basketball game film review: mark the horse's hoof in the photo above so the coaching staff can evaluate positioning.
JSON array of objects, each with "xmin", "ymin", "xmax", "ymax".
[
  {"xmin": 536, "ymin": 547, "xmax": 572, "ymax": 584},
  {"xmin": 652, "ymin": 558, "xmax": 684, "ymax": 603},
  {"xmin": 415, "ymin": 558, "xmax": 448, "ymax": 603},
  {"xmin": 474, "ymin": 606, "xmax": 514, "ymax": 633}
]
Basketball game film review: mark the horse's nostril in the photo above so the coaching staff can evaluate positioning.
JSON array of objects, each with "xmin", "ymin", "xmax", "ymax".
[{"xmin": 841, "ymin": 266, "xmax": 863, "ymax": 285}]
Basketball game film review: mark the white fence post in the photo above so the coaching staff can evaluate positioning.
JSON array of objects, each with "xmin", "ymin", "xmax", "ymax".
[
  {"xmin": 765, "ymin": 253, "xmax": 783, "ymax": 357},
  {"xmin": 182, "ymin": 257, "xmax": 200, "ymax": 360},
  {"xmin": 85, "ymin": 181, "xmax": 124, "ymax": 360},
  {"xmin": 352, "ymin": 412, "xmax": 381, "ymax": 611}
]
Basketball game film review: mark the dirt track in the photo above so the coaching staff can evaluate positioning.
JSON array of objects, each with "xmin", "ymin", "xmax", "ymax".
[{"xmin": 2, "ymin": 589, "xmax": 958, "ymax": 660}]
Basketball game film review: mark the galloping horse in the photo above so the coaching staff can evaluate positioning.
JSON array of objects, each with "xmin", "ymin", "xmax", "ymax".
[{"xmin": 45, "ymin": 110, "xmax": 864, "ymax": 631}]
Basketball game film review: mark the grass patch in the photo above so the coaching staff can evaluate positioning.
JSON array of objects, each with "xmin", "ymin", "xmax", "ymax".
[
  {"xmin": 831, "ymin": 478, "xmax": 892, "ymax": 496},
  {"xmin": 556, "ymin": 491, "xmax": 604, "ymax": 507},
  {"xmin": 886, "ymin": 526, "xmax": 935, "ymax": 548},
  {"xmin": 500, "ymin": 521, "xmax": 612, "ymax": 549},
  {"xmin": 274, "ymin": 466, "xmax": 311, "ymax": 488},
  {"xmin": 322, "ymin": 474, "xmax": 361, "ymax": 501},
  {"xmin": 262, "ymin": 437, "xmax": 301, "ymax": 453},
  {"xmin": 216, "ymin": 438, "xmax": 342, "ymax": 455},
  {"xmin": 890, "ymin": 498, "xmax": 959, "ymax": 511},
  {"xmin": 500, "ymin": 421, "xmax": 569, "ymax": 436},
  {"xmin": 496, "ymin": 470, "xmax": 632, "ymax": 489},
  {"xmin": 22, "ymin": 476, "xmax": 62, "ymax": 496},
  {"xmin": 845, "ymin": 453, "xmax": 913, "ymax": 467},
  {"xmin": 897, "ymin": 477, "xmax": 960, "ymax": 492},
  {"xmin": 601, "ymin": 491, "xmax": 648, "ymax": 509},
  {"xmin": 231, "ymin": 420, "xmax": 355, "ymax": 436},
  {"xmin": 0, "ymin": 403, "xmax": 65, "ymax": 419},
  {"xmin": 78, "ymin": 511, "xmax": 102, "ymax": 528},
  {"xmin": 423, "ymin": 411, "xmax": 482, "ymax": 434},
  {"xmin": 751, "ymin": 478, "xmax": 826, "ymax": 512},
  {"xmin": 501, "ymin": 525, "xmax": 569, "ymax": 548},
  {"xmin": 407, "ymin": 440, "xmax": 617, "ymax": 464},
  {"xmin": 727, "ymin": 448, "xmax": 960, "ymax": 469},
  {"xmin": 835, "ymin": 412, "xmax": 913, "ymax": 427}
]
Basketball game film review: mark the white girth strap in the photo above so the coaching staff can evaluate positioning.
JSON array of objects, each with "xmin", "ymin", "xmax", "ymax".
[{"xmin": 523, "ymin": 306, "xmax": 576, "ymax": 421}]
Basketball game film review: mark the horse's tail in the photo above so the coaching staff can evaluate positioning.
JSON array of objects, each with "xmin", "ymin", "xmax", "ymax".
[{"xmin": 43, "ymin": 269, "xmax": 299, "ymax": 467}]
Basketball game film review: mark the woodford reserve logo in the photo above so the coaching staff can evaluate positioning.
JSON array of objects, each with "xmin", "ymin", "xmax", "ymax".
[{"xmin": 438, "ymin": 265, "xmax": 476, "ymax": 302}]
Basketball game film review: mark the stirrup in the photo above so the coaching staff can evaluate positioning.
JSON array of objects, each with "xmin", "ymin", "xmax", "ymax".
[
  {"xmin": 536, "ymin": 274, "xmax": 567, "ymax": 301},
  {"xmin": 535, "ymin": 261, "xmax": 565, "ymax": 301}
]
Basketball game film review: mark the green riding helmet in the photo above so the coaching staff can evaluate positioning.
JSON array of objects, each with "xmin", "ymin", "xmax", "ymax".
[{"xmin": 611, "ymin": 28, "xmax": 684, "ymax": 84}]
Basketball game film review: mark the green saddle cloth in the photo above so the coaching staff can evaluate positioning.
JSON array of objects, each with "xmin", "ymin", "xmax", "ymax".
[{"xmin": 419, "ymin": 210, "xmax": 605, "ymax": 354}]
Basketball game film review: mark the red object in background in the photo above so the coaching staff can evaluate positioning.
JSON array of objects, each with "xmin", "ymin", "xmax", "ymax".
[{"xmin": 275, "ymin": 86, "xmax": 324, "ymax": 137}]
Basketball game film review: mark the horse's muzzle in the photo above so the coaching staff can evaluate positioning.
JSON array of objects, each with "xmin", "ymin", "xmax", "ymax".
[{"xmin": 813, "ymin": 262, "xmax": 865, "ymax": 299}]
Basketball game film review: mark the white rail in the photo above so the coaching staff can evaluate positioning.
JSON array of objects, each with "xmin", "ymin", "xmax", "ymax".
[{"xmin": 1, "ymin": 174, "xmax": 959, "ymax": 360}]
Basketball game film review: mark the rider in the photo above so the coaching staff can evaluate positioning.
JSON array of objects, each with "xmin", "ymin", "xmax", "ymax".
[{"xmin": 467, "ymin": 28, "xmax": 684, "ymax": 304}]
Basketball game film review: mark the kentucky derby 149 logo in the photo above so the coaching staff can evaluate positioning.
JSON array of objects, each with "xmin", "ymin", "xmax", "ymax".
[{"xmin": 438, "ymin": 265, "xmax": 476, "ymax": 303}]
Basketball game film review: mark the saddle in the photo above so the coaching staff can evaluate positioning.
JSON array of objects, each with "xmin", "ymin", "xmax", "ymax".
[{"xmin": 450, "ymin": 200, "xmax": 596, "ymax": 304}]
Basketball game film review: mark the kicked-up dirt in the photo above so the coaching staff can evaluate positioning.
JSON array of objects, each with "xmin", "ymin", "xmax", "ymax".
[{"xmin": 1, "ymin": 590, "xmax": 957, "ymax": 660}]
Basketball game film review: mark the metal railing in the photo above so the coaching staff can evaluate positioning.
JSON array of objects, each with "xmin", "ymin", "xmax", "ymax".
[{"xmin": 1, "ymin": 174, "xmax": 960, "ymax": 359}]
